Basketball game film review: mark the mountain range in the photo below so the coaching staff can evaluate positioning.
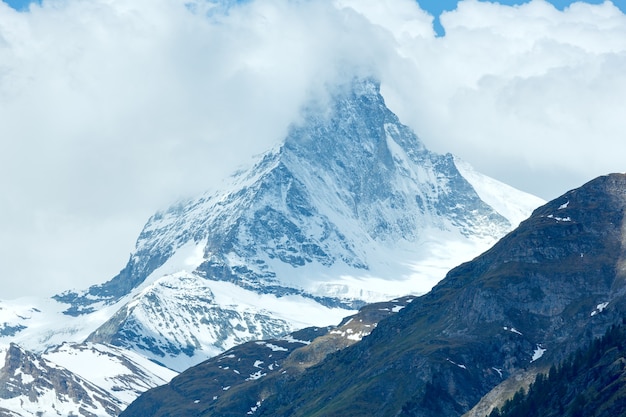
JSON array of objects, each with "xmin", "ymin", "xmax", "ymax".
[
  {"xmin": 121, "ymin": 172, "xmax": 626, "ymax": 417},
  {"xmin": 0, "ymin": 77, "xmax": 543, "ymax": 416}
]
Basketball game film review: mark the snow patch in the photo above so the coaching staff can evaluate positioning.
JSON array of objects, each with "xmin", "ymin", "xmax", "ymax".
[
  {"xmin": 246, "ymin": 370, "xmax": 267, "ymax": 381},
  {"xmin": 247, "ymin": 400, "xmax": 263, "ymax": 415},
  {"xmin": 547, "ymin": 214, "xmax": 572, "ymax": 222},
  {"xmin": 504, "ymin": 326, "xmax": 523, "ymax": 335},
  {"xmin": 446, "ymin": 358, "xmax": 467, "ymax": 370},
  {"xmin": 19, "ymin": 373, "xmax": 35, "ymax": 384},
  {"xmin": 265, "ymin": 343, "xmax": 288, "ymax": 352},
  {"xmin": 329, "ymin": 328, "xmax": 368, "ymax": 341},
  {"xmin": 531, "ymin": 345, "xmax": 546, "ymax": 362},
  {"xmin": 255, "ymin": 341, "xmax": 288, "ymax": 352},
  {"xmin": 281, "ymin": 335, "xmax": 311, "ymax": 345},
  {"xmin": 591, "ymin": 302, "xmax": 609, "ymax": 316}
]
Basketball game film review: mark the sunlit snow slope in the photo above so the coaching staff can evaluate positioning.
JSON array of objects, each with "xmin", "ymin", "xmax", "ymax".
[{"xmin": 0, "ymin": 342, "xmax": 175, "ymax": 417}]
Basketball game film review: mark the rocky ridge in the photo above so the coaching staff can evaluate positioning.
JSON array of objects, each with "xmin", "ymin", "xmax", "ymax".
[{"xmin": 122, "ymin": 173, "xmax": 626, "ymax": 417}]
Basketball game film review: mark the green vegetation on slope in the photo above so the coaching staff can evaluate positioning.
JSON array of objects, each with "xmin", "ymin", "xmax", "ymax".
[{"xmin": 490, "ymin": 319, "xmax": 626, "ymax": 417}]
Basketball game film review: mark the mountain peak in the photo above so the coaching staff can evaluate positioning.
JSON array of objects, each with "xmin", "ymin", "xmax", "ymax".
[
  {"xmin": 48, "ymin": 76, "xmax": 541, "ymax": 369},
  {"xmin": 1, "ymin": 76, "xmax": 548, "ymax": 414},
  {"xmin": 285, "ymin": 77, "xmax": 425, "ymax": 167}
]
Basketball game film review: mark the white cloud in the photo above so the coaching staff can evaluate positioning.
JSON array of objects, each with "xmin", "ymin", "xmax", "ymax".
[
  {"xmin": 368, "ymin": 0, "xmax": 626, "ymax": 197},
  {"xmin": 0, "ymin": 0, "xmax": 402, "ymax": 297},
  {"xmin": 0, "ymin": 0, "xmax": 625, "ymax": 297}
]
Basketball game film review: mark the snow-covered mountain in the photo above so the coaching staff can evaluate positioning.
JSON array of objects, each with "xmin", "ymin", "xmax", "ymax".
[
  {"xmin": 50, "ymin": 77, "xmax": 542, "ymax": 369},
  {"xmin": 0, "ymin": 342, "xmax": 175, "ymax": 417},
  {"xmin": 1, "ymin": 77, "xmax": 543, "ymax": 415}
]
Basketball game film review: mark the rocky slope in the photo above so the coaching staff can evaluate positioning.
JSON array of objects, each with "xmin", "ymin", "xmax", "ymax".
[
  {"xmin": 492, "ymin": 320, "xmax": 626, "ymax": 417},
  {"xmin": 121, "ymin": 295, "xmax": 416, "ymax": 417},
  {"xmin": 122, "ymin": 173, "xmax": 626, "ymax": 417}
]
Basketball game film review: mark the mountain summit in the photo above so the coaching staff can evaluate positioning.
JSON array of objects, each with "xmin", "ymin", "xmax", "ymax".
[
  {"xmin": 1, "ymin": 77, "xmax": 543, "ymax": 416},
  {"xmin": 49, "ymin": 77, "xmax": 541, "ymax": 369}
]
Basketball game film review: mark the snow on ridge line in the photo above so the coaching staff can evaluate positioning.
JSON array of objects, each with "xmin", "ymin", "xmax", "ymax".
[
  {"xmin": 173, "ymin": 272, "xmax": 355, "ymax": 330},
  {"xmin": 454, "ymin": 156, "xmax": 545, "ymax": 227},
  {"xmin": 134, "ymin": 240, "xmax": 208, "ymax": 295},
  {"xmin": 43, "ymin": 342, "xmax": 177, "ymax": 399},
  {"xmin": 0, "ymin": 295, "xmax": 131, "ymax": 355}
]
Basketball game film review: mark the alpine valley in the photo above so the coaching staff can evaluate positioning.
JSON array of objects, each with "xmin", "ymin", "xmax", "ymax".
[{"xmin": 0, "ymin": 77, "xmax": 544, "ymax": 416}]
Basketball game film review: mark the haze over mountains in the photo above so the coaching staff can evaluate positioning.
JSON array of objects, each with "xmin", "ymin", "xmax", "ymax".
[{"xmin": 0, "ymin": 77, "xmax": 544, "ymax": 416}]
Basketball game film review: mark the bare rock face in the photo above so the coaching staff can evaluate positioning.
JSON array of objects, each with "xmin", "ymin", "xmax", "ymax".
[{"xmin": 261, "ymin": 173, "xmax": 626, "ymax": 417}]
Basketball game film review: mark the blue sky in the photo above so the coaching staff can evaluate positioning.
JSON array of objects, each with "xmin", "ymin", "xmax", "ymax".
[
  {"xmin": 3, "ymin": 0, "xmax": 623, "ymax": 35},
  {"xmin": 416, "ymin": 0, "xmax": 617, "ymax": 34},
  {"xmin": 2, "ymin": 0, "xmax": 618, "ymax": 9}
]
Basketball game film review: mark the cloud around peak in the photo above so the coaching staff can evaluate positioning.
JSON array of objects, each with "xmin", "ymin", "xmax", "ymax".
[{"xmin": 0, "ymin": 0, "xmax": 625, "ymax": 297}]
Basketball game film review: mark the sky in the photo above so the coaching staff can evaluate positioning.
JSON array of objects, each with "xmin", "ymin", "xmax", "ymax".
[{"xmin": 1, "ymin": 0, "xmax": 625, "ymax": 299}]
